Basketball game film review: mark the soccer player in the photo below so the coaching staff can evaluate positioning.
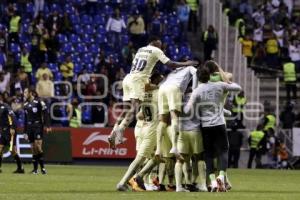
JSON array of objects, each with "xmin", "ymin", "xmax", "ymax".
[
  {"xmin": 184, "ymin": 67, "xmax": 241, "ymax": 192},
  {"xmin": 108, "ymin": 36, "xmax": 198, "ymax": 149},
  {"xmin": 23, "ymin": 88, "xmax": 51, "ymax": 174},
  {"xmin": 155, "ymin": 64, "xmax": 198, "ymax": 159},
  {"xmin": 116, "ymin": 72, "xmax": 163, "ymax": 191},
  {"xmin": 0, "ymin": 97, "xmax": 24, "ymax": 173},
  {"xmin": 175, "ymin": 89, "xmax": 207, "ymax": 192}
]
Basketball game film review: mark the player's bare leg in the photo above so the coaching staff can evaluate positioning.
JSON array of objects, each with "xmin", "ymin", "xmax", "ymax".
[
  {"xmin": 117, "ymin": 155, "xmax": 146, "ymax": 191},
  {"xmin": 191, "ymin": 154, "xmax": 208, "ymax": 192},
  {"xmin": 155, "ymin": 114, "xmax": 169, "ymax": 159},
  {"xmin": 169, "ymin": 110, "xmax": 184, "ymax": 161},
  {"xmin": 109, "ymin": 99, "xmax": 140, "ymax": 149}
]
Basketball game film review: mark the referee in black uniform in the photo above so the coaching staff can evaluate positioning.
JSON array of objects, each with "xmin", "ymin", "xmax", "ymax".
[{"xmin": 23, "ymin": 88, "xmax": 51, "ymax": 174}]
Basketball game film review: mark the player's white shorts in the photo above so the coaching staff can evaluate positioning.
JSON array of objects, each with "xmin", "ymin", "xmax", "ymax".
[
  {"xmin": 134, "ymin": 120, "xmax": 144, "ymax": 151},
  {"xmin": 137, "ymin": 121, "xmax": 158, "ymax": 158},
  {"xmin": 158, "ymin": 85, "xmax": 182, "ymax": 115},
  {"xmin": 161, "ymin": 126, "xmax": 173, "ymax": 158},
  {"xmin": 178, "ymin": 130, "xmax": 204, "ymax": 155},
  {"xmin": 122, "ymin": 73, "xmax": 149, "ymax": 102}
]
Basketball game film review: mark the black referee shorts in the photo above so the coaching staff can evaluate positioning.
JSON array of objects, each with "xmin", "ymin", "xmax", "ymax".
[
  {"xmin": 27, "ymin": 124, "xmax": 44, "ymax": 143},
  {"xmin": 201, "ymin": 124, "xmax": 229, "ymax": 157}
]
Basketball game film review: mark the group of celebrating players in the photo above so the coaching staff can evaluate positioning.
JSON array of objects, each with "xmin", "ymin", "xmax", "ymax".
[
  {"xmin": 0, "ymin": 88, "xmax": 50, "ymax": 175},
  {"xmin": 0, "ymin": 35, "xmax": 242, "ymax": 192},
  {"xmin": 108, "ymin": 36, "xmax": 242, "ymax": 192}
]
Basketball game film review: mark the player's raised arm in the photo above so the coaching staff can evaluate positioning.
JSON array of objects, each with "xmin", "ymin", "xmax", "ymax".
[
  {"xmin": 191, "ymin": 67, "xmax": 198, "ymax": 90},
  {"xmin": 222, "ymin": 82, "xmax": 242, "ymax": 92},
  {"xmin": 165, "ymin": 60, "xmax": 199, "ymax": 69}
]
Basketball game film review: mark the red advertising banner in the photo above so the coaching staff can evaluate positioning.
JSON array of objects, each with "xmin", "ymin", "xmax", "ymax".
[{"xmin": 71, "ymin": 128, "xmax": 136, "ymax": 159}]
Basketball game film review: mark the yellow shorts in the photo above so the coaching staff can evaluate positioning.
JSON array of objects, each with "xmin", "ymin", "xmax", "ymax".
[
  {"xmin": 158, "ymin": 85, "xmax": 182, "ymax": 115},
  {"xmin": 178, "ymin": 131, "xmax": 204, "ymax": 155},
  {"xmin": 134, "ymin": 120, "xmax": 144, "ymax": 151},
  {"xmin": 161, "ymin": 126, "xmax": 173, "ymax": 158},
  {"xmin": 137, "ymin": 122, "xmax": 158, "ymax": 158},
  {"xmin": 122, "ymin": 74, "xmax": 148, "ymax": 102}
]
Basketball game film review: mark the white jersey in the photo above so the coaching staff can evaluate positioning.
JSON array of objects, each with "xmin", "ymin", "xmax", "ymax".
[
  {"xmin": 130, "ymin": 45, "xmax": 170, "ymax": 77},
  {"xmin": 160, "ymin": 66, "xmax": 198, "ymax": 93},
  {"xmin": 141, "ymin": 89, "xmax": 159, "ymax": 125},
  {"xmin": 289, "ymin": 44, "xmax": 300, "ymax": 62},
  {"xmin": 180, "ymin": 93, "xmax": 201, "ymax": 132},
  {"xmin": 273, "ymin": 29, "xmax": 284, "ymax": 47},
  {"xmin": 253, "ymin": 28, "xmax": 263, "ymax": 42},
  {"xmin": 184, "ymin": 81, "xmax": 241, "ymax": 127}
]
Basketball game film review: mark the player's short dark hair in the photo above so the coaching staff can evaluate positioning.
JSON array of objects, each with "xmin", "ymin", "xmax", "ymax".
[
  {"xmin": 204, "ymin": 60, "xmax": 218, "ymax": 74},
  {"xmin": 198, "ymin": 67, "xmax": 210, "ymax": 83},
  {"xmin": 148, "ymin": 35, "xmax": 161, "ymax": 43}
]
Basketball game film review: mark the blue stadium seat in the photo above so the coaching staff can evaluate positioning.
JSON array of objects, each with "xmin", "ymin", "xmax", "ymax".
[
  {"xmin": 57, "ymin": 54, "xmax": 65, "ymax": 63},
  {"xmin": 61, "ymin": 43, "xmax": 74, "ymax": 53},
  {"xmin": 20, "ymin": 34, "xmax": 30, "ymax": 44},
  {"xmin": 94, "ymin": 15, "xmax": 106, "ymax": 25},
  {"xmin": 95, "ymin": 34, "xmax": 107, "ymax": 44},
  {"xmin": 54, "ymin": 72, "xmax": 63, "ymax": 81},
  {"xmin": 75, "ymin": 43, "xmax": 87, "ymax": 53},
  {"xmin": 179, "ymin": 46, "xmax": 191, "ymax": 57},
  {"xmin": 58, "ymin": 34, "xmax": 68, "ymax": 43},
  {"xmin": 50, "ymin": 3, "xmax": 61, "ymax": 13},
  {"xmin": 74, "ymin": 24, "xmax": 84, "ymax": 35},
  {"xmin": 82, "ymin": 34, "xmax": 94, "ymax": 44},
  {"xmin": 89, "ymin": 44, "xmax": 100, "ymax": 54},
  {"xmin": 82, "ymin": 105, "xmax": 92, "ymax": 123},
  {"xmin": 84, "ymin": 25, "xmax": 95, "ymax": 35},
  {"xmin": 168, "ymin": 16, "xmax": 179, "ymax": 27},
  {"xmin": 74, "ymin": 63, "xmax": 82, "ymax": 73},
  {"xmin": 15, "ymin": 53, "xmax": 21, "ymax": 62},
  {"xmin": 96, "ymin": 25, "xmax": 106, "ymax": 35},
  {"xmin": 70, "ymin": 34, "xmax": 81, "ymax": 43},
  {"xmin": 21, "ymin": 22, "xmax": 30, "ymax": 33},
  {"xmin": 86, "ymin": 63, "xmax": 94, "ymax": 73},
  {"xmin": 65, "ymin": 4, "xmax": 75, "ymax": 14},
  {"xmin": 121, "ymin": 34, "xmax": 129, "ymax": 45},
  {"xmin": 70, "ymin": 14, "xmax": 80, "ymax": 25},
  {"xmin": 48, "ymin": 63, "xmax": 59, "ymax": 72},
  {"xmin": 170, "ymin": 26, "xmax": 180, "ymax": 38},
  {"xmin": 26, "ymin": 3, "xmax": 34, "ymax": 14},
  {"xmin": 162, "ymin": 35, "xmax": 171, "ymax": 45},
  {"xmin": 82, "ymin": 53, "xmax": 94, "ymax": 64},
  {"xmin": 10, "ymin": 43, "xmax": 20, "ymax": 53},
  {"xmin": 72, "ymin": 54, "xmax": 81, "ymax": 64},
  {"xmin": 81, "ymin": 14, "xmax": 93, "ymax": 25},
  {"xmin": 135, "ymin": 0, "xmax": 146, "ymax": 5},
  {"xmin": 103, "ymin": 5, "xmax": 113, "ymax": 16}
]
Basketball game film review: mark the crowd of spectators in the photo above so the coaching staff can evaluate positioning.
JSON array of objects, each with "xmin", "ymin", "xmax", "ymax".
[
  {"xmin": 222, "ymin": 0, "xmax": 300, "ymax": 71},
  {"xmin": 0, "ymin": 0, "xmax": 199, "ymax": 127}
]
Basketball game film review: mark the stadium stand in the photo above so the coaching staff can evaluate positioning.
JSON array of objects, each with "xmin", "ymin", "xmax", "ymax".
[{"xmin": 0, "ymin": 0, "xmax": 194, "ymax": 127}]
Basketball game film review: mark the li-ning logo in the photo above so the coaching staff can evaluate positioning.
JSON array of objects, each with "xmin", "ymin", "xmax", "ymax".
[
  {"xmin": 83, "ymin": 132, "xmax": 127, "ymax": 145},
  {"xmin": 82, "ymin": 132, "xmax": 128, "ymax": 156}
]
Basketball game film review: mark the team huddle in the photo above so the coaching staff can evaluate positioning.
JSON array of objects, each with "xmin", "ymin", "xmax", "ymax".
[{"xmin": 109, "ymin": 36, "xmax": 242, "ymax": 192}]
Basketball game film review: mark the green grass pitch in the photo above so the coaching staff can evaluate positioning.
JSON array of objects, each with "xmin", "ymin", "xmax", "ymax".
[{"xmin": 0, "ymin": 164, "xmax": 300, "ymax": 200}]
